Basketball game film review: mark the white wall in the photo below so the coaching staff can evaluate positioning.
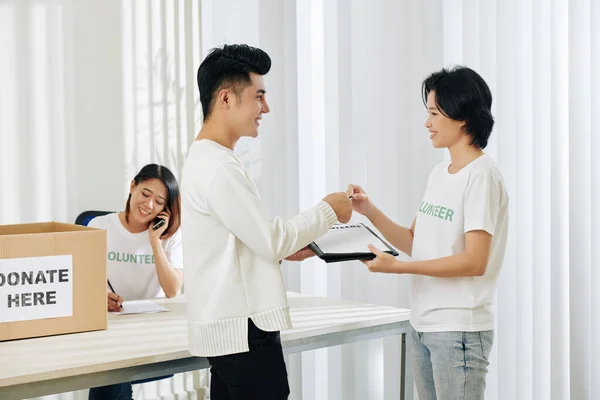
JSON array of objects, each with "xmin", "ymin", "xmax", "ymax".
[{"xmin": 69, "ymin": 0, "xmax": 127, "ymax": 218}]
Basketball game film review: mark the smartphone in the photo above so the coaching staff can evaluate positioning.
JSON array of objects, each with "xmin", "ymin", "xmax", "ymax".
[{"xmin": 152, "ymin": 218, "xmax": 166, "ymax": 230}]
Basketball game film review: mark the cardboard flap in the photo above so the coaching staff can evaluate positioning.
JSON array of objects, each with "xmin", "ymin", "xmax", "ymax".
[{"xmin": 0, "ymin": 222, "xmax": 101, "ymax": 237}]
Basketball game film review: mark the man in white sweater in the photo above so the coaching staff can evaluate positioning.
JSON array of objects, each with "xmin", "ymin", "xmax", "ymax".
[{"xmin": 181, "ymin": 44, "xmax": 352, "ymax": 400}]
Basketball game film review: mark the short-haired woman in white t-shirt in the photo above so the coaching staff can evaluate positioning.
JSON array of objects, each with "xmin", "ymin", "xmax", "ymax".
[
  {"xmin": 348, "ymin": 66, "xmax": 509, "ymax": 400},
  {"xmin": 88, "ymin": 163, "xmax": 183, "ymax": 400}
]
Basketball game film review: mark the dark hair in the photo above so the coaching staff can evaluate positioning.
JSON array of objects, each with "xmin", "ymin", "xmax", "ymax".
[
  {"xmin": 197, "ymin": 44, "xmax": 271, "ymax": 120},
  {"xmin": 422, "ymin": 66, "xmax": 494, "ymax": 149},
  {"xmin": 125, "ymin": 164, "xmax": 181, "ymax": 240}
]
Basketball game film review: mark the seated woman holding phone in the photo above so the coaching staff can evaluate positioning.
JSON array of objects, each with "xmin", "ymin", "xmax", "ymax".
[
  {"xmin": 89, "ymin": 163, "xmax": 183, "ymax": 310},
  {"xmin": 86, "ymin": 163, "xmax": 183, "ymax": 399}
]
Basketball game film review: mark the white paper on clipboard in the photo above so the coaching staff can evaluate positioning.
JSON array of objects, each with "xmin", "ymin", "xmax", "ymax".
[{"xmin": 313, "ymin": 223, "xmax": 394, "ymax": 254}]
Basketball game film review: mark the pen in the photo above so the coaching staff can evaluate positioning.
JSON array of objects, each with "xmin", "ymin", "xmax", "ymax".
[{"xmin": 107, "ymin": 279, "xmax": 123, "ymax": 309}]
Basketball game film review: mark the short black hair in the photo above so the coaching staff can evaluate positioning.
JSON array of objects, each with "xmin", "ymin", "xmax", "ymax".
[
  {"xmin": 422, "ymin": 66, "xmax": 494, "ymax": 149},
  {"xmin": 197, "ymin": 44, "xmax": 271, "ymax": 121}
]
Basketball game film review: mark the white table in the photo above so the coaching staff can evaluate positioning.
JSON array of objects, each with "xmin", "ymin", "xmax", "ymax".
[{"xmin": 0, "ymin": 293, "xmax": 412, "ymax": 400}]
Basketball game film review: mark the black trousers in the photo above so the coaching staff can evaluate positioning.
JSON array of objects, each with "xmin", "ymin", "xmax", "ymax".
[
  {"xmin": 88, "ymin": 375, "xmax": 172, "ymax": 399},
  {"xmin": 207, "ymin": 319, "xmax": 290, "ymax": 400},
  {"xmin": 88, "ymin": 382, "xmax": 133, "ymax": 400}
]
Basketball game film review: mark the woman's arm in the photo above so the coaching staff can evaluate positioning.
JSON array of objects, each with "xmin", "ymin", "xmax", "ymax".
[
  {"xmin": 149, "ymin": 211, "xmax": 183, "ymax": 298},
  {"xmin": 367, "ymin": 207, "xmax": 416, "ymax": 257},
  {"xmin": 151, "ymin": 238, "xmax": 183, "ymax": 298},
  {"xmin": 363, "ymin": 230, "xmax": 492, "ymax": 277},
  {"xmin": 347, "ymin": 184, "xmax": 415, "ymax": 256}
]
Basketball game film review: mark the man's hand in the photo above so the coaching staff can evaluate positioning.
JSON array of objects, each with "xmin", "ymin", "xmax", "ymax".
[
  {"xmin": 284, "ymin": 247, "xmax": 316, "ymax": 262},
  {"xmin": 322, "ymin": 192, "xmax": 353, "ymax": 223}
]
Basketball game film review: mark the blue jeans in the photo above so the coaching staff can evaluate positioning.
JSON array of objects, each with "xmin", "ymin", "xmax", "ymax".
[{"xmin": 409, "ymin": 326, "xmax": 493, "ymax": 400}]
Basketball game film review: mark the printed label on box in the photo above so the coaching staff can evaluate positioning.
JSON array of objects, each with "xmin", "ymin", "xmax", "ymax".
[{"xmin": 0, "ymin": 255, "xmax": 73, "ymax": 323}]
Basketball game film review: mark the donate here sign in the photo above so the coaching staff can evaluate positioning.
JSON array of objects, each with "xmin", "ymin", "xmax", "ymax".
[{"xmin": 0, "ymin": 255, "xmax": 73, "ymax": 323}]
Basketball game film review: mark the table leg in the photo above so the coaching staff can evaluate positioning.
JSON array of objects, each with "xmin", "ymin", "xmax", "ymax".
[{"xmin": 400, "ymin": 332, "xmax": 414, "ymax": 400}]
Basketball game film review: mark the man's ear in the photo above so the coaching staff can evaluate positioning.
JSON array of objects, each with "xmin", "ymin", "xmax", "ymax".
[{"xmin": 217, "ymin": 89, "xmax": 232, "ymax": 110}]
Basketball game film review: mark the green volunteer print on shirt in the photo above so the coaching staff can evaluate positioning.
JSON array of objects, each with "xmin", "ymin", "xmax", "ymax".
[
  {"xmin": 107, "ymin": 251, "xmax": 155, "ymax": 264},
  {"xmin": 418, "ymin": 201, "xmax": 455, "ymax": 222}
]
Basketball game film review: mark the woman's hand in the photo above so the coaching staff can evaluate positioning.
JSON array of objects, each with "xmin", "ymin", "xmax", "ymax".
[
  {"xmin": 149, "ymin": 210, "xmax": 170, "ymax": 241},
  {"xmin": 361, "ymin": 245, "xmax": 402, "ymax": 273},
  {"xmin": 107, "ymin": 289, "xmax": 123, "ymax": 312},
  {"xmin": 347, "ymin": 184, "xmax": 375, "ymax": 217}
]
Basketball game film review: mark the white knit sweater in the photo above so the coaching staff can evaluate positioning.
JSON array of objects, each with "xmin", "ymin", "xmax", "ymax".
[{"xmin": 181, "ymin": 140, "xmax": 338, "ymax": 357}]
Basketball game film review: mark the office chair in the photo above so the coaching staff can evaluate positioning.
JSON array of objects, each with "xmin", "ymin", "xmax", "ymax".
[{"xmin": 74, "ymin": 210, "xmax": 113, "ymax": 226}]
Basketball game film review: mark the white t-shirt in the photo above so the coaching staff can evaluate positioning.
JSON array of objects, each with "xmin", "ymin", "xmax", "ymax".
[
  {"xmin": 410, "ymin": 154, "xmax": 509, "ymax": 332},
  {"xmin": 88, "ymin": 213, "xmax": 183, "ymax": 301}
]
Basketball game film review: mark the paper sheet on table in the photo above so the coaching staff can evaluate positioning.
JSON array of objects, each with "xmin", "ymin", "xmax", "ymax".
[
  {"xmin": 312, "ymin": 223, "xmax": 393, "ymax": 254},
  {"xmin": 113, "ymin": 300, "xmax": 169, "ymax": 315}
]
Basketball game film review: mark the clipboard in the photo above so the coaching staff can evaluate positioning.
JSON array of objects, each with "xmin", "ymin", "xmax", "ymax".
[{"xmin": 308, "ymin": 223, "xmax": 399, "ymax": 263}]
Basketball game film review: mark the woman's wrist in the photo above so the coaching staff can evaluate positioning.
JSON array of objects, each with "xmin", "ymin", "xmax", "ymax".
[
  {"xmin": 364, "ymin": 204, "xmax": 379, "ymax": 222},
  {"xmin": 150, "ymin": 237, "xmax": 163, "ymax": 250}
]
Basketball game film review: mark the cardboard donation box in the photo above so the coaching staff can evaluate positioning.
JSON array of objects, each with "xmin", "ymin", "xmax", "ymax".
[{"xmin": 0, "ymin": 222, "xmax": 107, "ymax": 341}]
